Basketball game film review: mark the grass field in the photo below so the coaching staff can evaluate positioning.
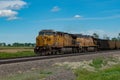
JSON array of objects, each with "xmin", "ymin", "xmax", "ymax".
[
  {"xmin": 54, "ymin": 56, "xmax": 120, "ymax": 80},
  {"xmin": 75, "ymin": 64, "xmax": 120, "ymax": 80},
  {"xmin": 74, "ymin": 57, "xmax": 120, "ymax": 80},
  {"xmin": 0, "ymin": 69, "xmax": 52, "ymax": 80},
  {"xmin": 0, "ymin": 47, "xmax": 35, "ymax": 59},
  {"xmin": 0, "ymin": 51, "xmax": 35, "ymax": 59}
]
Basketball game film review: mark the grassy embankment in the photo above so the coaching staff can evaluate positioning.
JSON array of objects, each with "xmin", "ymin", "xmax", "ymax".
[
  {"xmin": 0, "ymin": 47, "xmax": 35, "ymax": 59},
  {"xmin": 0, "ymin": 70, "xmax": 52, "ymax": 80},
  {"xmin": 75, "ymin": 65, "xmax": 120, "ymax": 80},
  {"xmin": 54, "ymin": 56, "xmax": 120, "ymax": 80},
  {"xmin": 0, "ymin": 51, "xmax": 35, "ymax": 59},
  {"xmin": 75, "ymin": 57, "xmax": 120, "ymax": 80}
]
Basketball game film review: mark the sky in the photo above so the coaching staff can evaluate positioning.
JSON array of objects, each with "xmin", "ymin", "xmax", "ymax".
[{"xmin": 0, "ymin": 0, "xmax": 120, "ymax": 44}]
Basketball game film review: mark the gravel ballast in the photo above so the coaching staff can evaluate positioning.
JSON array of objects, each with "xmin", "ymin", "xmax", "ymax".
[{"xmin": 0, "ymin": 50, "xmax": 120, "ymax": 80}]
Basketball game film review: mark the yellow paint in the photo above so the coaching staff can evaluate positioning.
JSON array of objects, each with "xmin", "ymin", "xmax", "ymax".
[
  {"xmin": 36, "ymin": 35, "xmax": 55, "ymax": 47},
  {"xmin": 36, "ymin": 33, "xmax": 73, "ymax": 47},
  {"xmin": 76, "ymin": 37, "xmax": 96, "ymax": 47}
]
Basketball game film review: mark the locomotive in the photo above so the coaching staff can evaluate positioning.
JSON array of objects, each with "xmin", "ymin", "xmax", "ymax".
[{"xmin": 34, "ymin": 30, "xmax": 120, "ymax": 55}]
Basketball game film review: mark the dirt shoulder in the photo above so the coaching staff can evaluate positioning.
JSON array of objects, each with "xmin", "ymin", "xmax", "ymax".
[{"xmin": 0, "ymin": 47, "xmax": 33, "ymax": 53}]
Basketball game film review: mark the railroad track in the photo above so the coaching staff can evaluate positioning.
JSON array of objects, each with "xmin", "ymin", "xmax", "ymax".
[{"xmin": 0, "ymin": 50, "xmax": 120, "ymax": 65}]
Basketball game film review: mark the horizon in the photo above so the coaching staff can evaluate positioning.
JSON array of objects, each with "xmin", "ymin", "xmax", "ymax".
[{"xmin": 0, "ymin": 0, "xmax": 120, "ymax": 44}]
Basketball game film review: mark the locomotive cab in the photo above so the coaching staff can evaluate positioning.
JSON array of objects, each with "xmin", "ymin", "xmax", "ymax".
[
  {"xmin": 34, "ymin": 30, "xmax": 56, "ymax": 55},
  {"xmin": 36, "ymin": 30, "xmax": 56, "ymax": 46}
]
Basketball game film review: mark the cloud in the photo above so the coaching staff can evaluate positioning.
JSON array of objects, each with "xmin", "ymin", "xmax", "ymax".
[
  {"xmin": 51, "ymin": 6, "xmax": 60, "ymax": 12},
  {"xmin": 0, "ymin": 10, "xmax": 17, "ymax": 17},
  {"xmin": 0, "ymin": 0, "xmax": 27, "ymax": 20},
  {"xmin": 7, "ymin": 16, "xmax": 19, "ymax": 20},
  {"xmin": 74, "ymin": 15, "xmax": 82, "ymax": 18}
]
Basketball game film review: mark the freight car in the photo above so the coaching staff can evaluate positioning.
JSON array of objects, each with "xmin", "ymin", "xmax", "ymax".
[
  {"xmin": 34, "ymin": 30, "xmax": 120, "ymax": 55},
  {"xmin": 95, "ymin": 39, "xmax": 116, "ymax": 50},
  {"xmin": 116, "ymin": 41, "xmax": 120, "ymax": 49}
]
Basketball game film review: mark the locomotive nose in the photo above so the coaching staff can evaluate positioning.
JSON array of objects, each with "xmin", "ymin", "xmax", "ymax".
[{"xmin": 41, "ymin": 35, "xmax": 51, "ymax": 46}]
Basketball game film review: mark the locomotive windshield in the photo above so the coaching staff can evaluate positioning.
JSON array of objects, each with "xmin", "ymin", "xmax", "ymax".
[
  {"xmin": 39, "ymin": 32, "xmax": 55, "ymax": 35},
  {"xmin": 39, "ymin": 32, "xmax": 44, "ymax": 35}
]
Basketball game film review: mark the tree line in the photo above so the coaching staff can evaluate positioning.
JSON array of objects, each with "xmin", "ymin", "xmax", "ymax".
[
  {"xmin": 0, "ymin": 43, "xmax": 35, "ymax": 47},
  {"xmin": 92, "ymin": 33, "xmax": 120, "ymax": 41}
]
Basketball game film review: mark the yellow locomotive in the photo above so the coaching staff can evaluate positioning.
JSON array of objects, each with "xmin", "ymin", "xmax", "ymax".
[
  {"xmin": 75, "ymin": 34, "xmax": 97, "ymax": 52},
  {"xmin": 34, "ymin": 30, "xmax": 74, "ymax": 55},
  {"xmin": 34, "ymin": 30, "xmax": 97, "ymax": 55}
]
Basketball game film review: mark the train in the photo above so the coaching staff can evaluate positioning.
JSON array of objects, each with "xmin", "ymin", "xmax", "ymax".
[{"xmin": 34, "ymin": 30, "xmax": 120, "ymax": 55}]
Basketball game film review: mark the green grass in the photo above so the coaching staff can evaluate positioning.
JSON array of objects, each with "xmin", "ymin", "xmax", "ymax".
[
  {"xmin": 75, "ymin": 64, "xmax": 120, "ymax": 80},
  {"xmin": 0, "ymin": 46, "xmax": 34, "ymax": 49},
  {"xmin": 0, "ymin": 51, "xmax": 35, "ymax": 59},
  {"xmin": 0, "ymin": 70, "xmax": 52, "ymax": 80},
  {"xmin": 89, "ymin": 57, "xmax": 107, "ymax": 68}
]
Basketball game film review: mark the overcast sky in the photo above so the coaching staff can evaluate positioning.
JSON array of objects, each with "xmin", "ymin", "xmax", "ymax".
[{"xmin": 0, "ymin": 0, "xmax": 120, "ymax": 43}]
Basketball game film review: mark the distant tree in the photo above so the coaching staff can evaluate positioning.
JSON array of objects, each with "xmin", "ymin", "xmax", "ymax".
[
  {"xmin": 112, "ymin": 37, "xmax": 118, "ymax": 41},
  {"xmin": 92, "ymin": 33, "xmax": 99, "ymax": 39},
  {"xmin": 0, "ymin": 42, "xmax": 35, "ymax": 47},
  {"xmin": 7, "ymin": 44, "xmax": 11, "ymax": 47},
  {"xmin": 12, "ymin": 42, "xmax": 35, "ymax": 47},
  {"xmin": 24, "ymin": 43, "xmax": 35, "ymax": 47},
  {"xmin": 0, "ymin": 43, "xmax": 2, "ymax": 46},
  {"xmin": 0, "ymin": 43, "xmax": 6, "ymax": 47},
  {"xmin": 24, "ymin": 43, "xmax": 30, "ymax": 47},
  {"xmin": 117, "ymin": 33, "xmax": 120, "ymax": 41},
  {"xmin": 103, "ymin": 34, "xmax": 110, "ymax": 40},
  {"xmin": 3, "ymin": 43, "xmax": 6, "ymax": 46},
  {"xmin": 31, "ymin": 43, "xmax": 36, "ymax": 47},
  {"xmin": 13, "ymin": 43, "xmax": 19, "ymax": 47}
]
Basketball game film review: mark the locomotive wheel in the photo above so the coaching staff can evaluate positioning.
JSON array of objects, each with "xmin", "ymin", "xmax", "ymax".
[
  {"xmin": 94, "ymin": 47, "xmax": 98, "ymax": 52},
  {"xmin": 41, "ymin": 52, "xmax": 45, "ymax": 56},
  {"xmin": 36, "ymin": 52, "xmax": 43, "ymax": 56},
  {"xmin": 78, "ymin": 48, "xmax": 82, "ymax": 53},
  {"xmin": 85, "ymin": 48, "xmax": 88, "ymax": 52},
  {"xmin": 82, "ymin": 47, "xmax": 87, "ymax": 52},
  {"xmin": 60, "ymin": 51, "xmax": 64, "ymax": 54},
  {"xmin": 72, "ymin": 48, "xmax": 76, "ymax": 53},
  {"xmin": 48, "ymin": 52, "xmax": 52, "ymax": 55},
  {"xmin": 51, "ymin": 51, "xmax": 56, "ymax": 55},
  {"xmin": 55, "ymin": 51, "xmax": 59, "ymax": 55}
]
